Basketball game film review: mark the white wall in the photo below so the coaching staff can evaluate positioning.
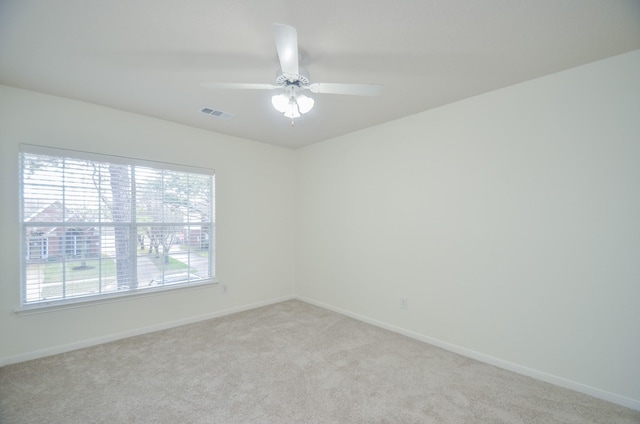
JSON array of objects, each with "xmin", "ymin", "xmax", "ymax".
[
  {"xmin": 2, "ymin": 50, "xmax": 639, "ymax": 409},
  {"xmin": 0, "ymin": 86, "xmax": 296, "ymax": 363},
  {"xmin": 295, "ymin": 50, "xmax": 640, "ymax": 408}
]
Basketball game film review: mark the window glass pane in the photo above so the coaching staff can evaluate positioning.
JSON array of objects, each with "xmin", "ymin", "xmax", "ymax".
[
  {"xmin": 62, "ymin": 159, "xmax": 103, "ymax": 220},
  {"xmin": 135, "ymin": 166, "xmax": 163, "ymax": 222},
  {"xmin": 22, "ymin": 155, "xmax": 65, "ymax": 222}
]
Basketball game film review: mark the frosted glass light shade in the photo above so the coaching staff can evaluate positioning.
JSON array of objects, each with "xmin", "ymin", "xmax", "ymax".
[
  {"xmin": 271, "ymin": 94, "xmax": 289, "ymax": 113},
  {"xmin": 296, "ymin": 94, "xmax": 314, "ymax": 114}
]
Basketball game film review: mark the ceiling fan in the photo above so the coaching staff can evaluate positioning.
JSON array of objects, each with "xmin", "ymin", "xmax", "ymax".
[{"xmin": 201, "ymin": 23, "xmax": 383, "ymax": 123}]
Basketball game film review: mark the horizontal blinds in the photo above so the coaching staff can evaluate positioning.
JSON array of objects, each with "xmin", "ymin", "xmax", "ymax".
[{"xmin": 20, "ymin": 145, "xmax": 214, "ymax": 307}]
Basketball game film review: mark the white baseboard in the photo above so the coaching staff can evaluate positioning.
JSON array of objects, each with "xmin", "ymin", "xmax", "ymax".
[
  {"xmin": 295, "ymin": 295, "xmax": 640, "ymax": 412},
  {"xmin": 0, "ymin": 295, "xmax": 295, "ymax": 367}
]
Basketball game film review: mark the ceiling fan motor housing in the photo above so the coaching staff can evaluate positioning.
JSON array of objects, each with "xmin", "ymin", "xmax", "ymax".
[{"xmin": 276, "ymin": 66, "xmax": 310, "ymax": 87}]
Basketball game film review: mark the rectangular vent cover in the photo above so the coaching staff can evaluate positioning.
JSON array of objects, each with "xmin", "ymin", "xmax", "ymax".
[{"xmin": 200, "ymin": 107, "xmax": 234, "ymax": 120}]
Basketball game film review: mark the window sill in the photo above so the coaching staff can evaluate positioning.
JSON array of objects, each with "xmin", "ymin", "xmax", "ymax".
[{"xmin": 15, "ymin": 279, "xmax": 218, "ymax": 316}]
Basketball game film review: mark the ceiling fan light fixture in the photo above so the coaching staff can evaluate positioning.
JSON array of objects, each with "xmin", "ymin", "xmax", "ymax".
[
  {"xmin": 273, "ymin": 92, "xmax": 313, "ymax": 118},
  {"xmin": 283, "ymin": 100, "xmax": 301, "ymax": 119}
]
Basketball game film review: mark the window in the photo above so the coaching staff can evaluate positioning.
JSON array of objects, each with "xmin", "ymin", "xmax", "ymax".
[{"xmin": 20, "ymin": 145, "xmax": 215, "ymax": 308}]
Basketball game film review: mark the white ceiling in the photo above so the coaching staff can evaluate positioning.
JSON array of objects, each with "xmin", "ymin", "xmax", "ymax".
[{"xmin": 1, "ymin": 1, "xmax": 639, "ymax": 149}]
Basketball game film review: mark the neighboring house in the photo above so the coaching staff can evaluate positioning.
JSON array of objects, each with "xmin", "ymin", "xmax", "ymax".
[
  {"xmin": 24, "ymin": 200, "xmax": 100, "ymax": 261},
  {"xmin": 183, "ymin": 226, "xmax": 210, "ymax": 249},
  {"xmin": 171, "ymin": 206, "xmax": 211, "ymax": 249}
]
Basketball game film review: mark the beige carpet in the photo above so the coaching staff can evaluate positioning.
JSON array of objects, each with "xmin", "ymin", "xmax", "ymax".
[{"xmin": 1, "ymin": 300, "xmax": 639, "ymax": 423}]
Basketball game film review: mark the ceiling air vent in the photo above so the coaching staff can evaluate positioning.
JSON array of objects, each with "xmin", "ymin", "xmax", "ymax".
[{"xmin": 200, "ymin": 107, "xmax": 234, "ymax": 120}]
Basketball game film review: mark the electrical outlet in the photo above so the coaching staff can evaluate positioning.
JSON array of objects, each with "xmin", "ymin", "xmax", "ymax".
[{"xmin": 400, "ymin": 298, "xmax": 408, "ymax": 310}]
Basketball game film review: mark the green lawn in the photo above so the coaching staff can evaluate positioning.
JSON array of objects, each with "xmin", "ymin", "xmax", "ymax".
[
  {"xmin": 44, "ymin": 257, "xmax": 116, "ymax": 284},
  {"xmin": 41, "ymin": 257, "xmax": 117, "ymax": 299},
  {"xmin": 39, "ymin": 253, "xmax": 196, "ymax": 300}
]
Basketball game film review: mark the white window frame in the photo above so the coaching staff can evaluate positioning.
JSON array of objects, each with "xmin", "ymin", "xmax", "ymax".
[{"xmin": 19, "ymin": 144, "xmax": 216, "ymax": 311}]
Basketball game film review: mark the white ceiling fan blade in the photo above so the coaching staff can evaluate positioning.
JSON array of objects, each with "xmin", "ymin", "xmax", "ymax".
[
  {"xmin": 272, "ymin": 23, "xmax": 299, "ymax": 78},
  {"xmin": 201, "ymin": 83, "xmax": 279, "ymax": 90},
  {"xmin": 308, "ymin": 83, "xmax": 383, "ymax": 96}
]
